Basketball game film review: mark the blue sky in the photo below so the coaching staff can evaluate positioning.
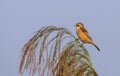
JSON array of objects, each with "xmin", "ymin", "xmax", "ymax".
[{"xmin": 0, "ymin": 0, "xmax": 120, "ymax": 76}]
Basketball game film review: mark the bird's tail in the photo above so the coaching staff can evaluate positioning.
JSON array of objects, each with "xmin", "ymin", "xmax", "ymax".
[{"xmin": 92, "ymin": 43, "xmax": 100, "ymax": 51}]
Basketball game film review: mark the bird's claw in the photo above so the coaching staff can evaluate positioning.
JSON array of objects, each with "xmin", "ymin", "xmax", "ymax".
[{"xmin": 75, "ymin": 38, "xmax": 79, "ymax": 41}]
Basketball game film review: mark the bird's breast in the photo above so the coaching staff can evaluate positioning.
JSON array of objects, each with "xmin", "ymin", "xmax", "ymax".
[{"xmin": 77, "ymin": 30, "xmax": 90, "ymax": 43}]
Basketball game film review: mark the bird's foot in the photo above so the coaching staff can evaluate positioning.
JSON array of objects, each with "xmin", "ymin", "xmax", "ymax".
[{"xmin": 75, "ymin": 38, "xmax": 79, "ymax": 41}]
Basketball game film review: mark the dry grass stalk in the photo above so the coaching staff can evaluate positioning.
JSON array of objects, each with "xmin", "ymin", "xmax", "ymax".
[{"xmin": 19, "ymin": 26, "xmax": 98, "ymax": 76}]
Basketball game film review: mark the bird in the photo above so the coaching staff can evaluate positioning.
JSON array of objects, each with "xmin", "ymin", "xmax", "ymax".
[{"xmin": 75, "ymin": 22, "xmax": 100, "ymax": 51}]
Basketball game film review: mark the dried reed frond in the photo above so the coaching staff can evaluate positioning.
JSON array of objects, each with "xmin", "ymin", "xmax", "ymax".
[{"xmin": 19, "ymin": 26, "xmax": 98, "ymax": 76}]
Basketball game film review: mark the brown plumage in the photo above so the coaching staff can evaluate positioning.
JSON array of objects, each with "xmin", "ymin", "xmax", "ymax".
[{"xmin": 75, "ymin": 22, "xmax": 100, "ymax": 51}]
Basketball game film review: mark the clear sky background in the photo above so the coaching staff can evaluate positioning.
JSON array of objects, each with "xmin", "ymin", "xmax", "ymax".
[{"xmin": 0, "ymin": 0, "xmax": 120, "ymax": 76}]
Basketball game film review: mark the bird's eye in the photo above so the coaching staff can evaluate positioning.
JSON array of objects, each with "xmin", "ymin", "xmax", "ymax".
[{"xmin": 76, "ymin": 24, "xmax": 79, "ymax": 27}]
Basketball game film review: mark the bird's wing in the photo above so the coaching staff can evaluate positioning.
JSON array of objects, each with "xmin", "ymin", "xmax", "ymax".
[{"xmin": 81, "ymin": 27, "xmax": 93, "ymax": 40}]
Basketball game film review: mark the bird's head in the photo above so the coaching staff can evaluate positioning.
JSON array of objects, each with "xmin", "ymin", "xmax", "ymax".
[{"xmin": 75, "ymin": 22, "xmax": 84, "ymax": 29}]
